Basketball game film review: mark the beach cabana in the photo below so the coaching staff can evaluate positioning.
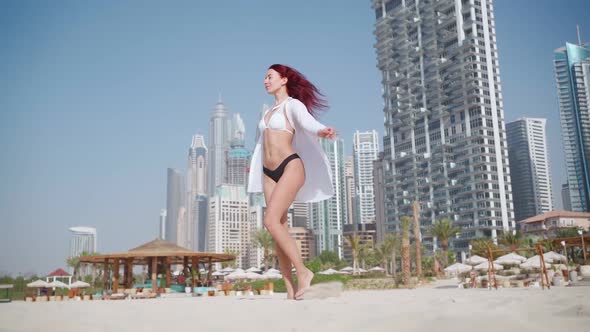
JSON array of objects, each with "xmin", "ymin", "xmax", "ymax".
[{"xmin": 79, "ymin": 238, "xmax": 235, "ymax": 294}]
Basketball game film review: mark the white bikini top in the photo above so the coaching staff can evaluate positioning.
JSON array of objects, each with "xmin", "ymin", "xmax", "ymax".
[{"xmin": 258, "ymin": 98, "xmax": 294, "ymax": 134}]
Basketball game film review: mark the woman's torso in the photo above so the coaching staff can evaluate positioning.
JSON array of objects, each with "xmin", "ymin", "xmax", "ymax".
[{"xmin": 259, "ymin": 99, "xmax": 297, "ymax": 170}]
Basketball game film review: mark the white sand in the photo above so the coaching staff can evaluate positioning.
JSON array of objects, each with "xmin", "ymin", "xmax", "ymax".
[{"xmin": 1, "ymin": 286, "xmax": 589, "ymax": 332}]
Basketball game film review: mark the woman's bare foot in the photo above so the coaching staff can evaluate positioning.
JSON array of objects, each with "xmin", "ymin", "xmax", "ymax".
[
  {"xmin": 294, "ymin": 268, "xmax": 314, "ymax": 300},
  {"xmin": 284, "ymin": 276, "xmax": 296, "ymax": 300}
]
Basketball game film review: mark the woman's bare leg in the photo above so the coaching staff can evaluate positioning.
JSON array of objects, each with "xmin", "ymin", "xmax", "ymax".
[
  {"xmin": 263, "ymin": 177, "xmax": 295, "ymax": 299},
  {"xmin": 274, "ymin": 212, "xmax": 296, "ymax": 299},
  {"xmin": 263, "ymin": 160, "xmax": 314, "ymax": 300}
]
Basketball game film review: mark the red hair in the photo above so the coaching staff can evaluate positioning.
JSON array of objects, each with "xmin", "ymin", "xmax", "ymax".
[{"xmin": 269, "ymin": 64, "xmax": 328, "ymax": 118}]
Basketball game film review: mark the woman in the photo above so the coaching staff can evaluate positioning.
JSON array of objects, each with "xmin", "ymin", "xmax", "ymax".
[{"xmin": 247, "ymin": 64, "xmax": 336, "ymax": 300}]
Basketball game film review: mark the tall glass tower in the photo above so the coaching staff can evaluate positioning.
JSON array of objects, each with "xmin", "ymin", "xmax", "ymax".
[
  {"xmin": 186, "ymin": 134, "xmax": 208, "ymax": 250},
  {"xmin": 309, "ymin": 138, "xmax": 347, "ymax": 258},
  {"xmin": 371, "ymin": 0, "xmax": 514, "ymax": 253},
  {"xmin": 554, "ymin": 42, "xmax": 590, "ymax": 211},
  {"xmin": 353, "ymin": 130, "xmax": 380, "ymax": 225},
  {"xmin": 208, "ymin": 98, "xmax": 232, "ymax": 195},
  {"xmin": 506, "ymin": 118, "xmax": 553, "ymax": 221}
]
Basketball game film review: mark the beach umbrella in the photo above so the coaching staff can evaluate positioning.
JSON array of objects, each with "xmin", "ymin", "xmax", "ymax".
[
  {"xmin": 266, "ymin": 268, "xmax": 281, "ymax": 274},
  {"xmin": 465, "ymin": 255, "xmax": 488, "ymax": 265},
  {"xmin": 212, "ymin": 271, "xmax": 225, "ymax": 277},
  {"xmin": 473, "ymin": 261, "xmax": 504, "ymax": 271},
  {"xmin": 369, "ymin": 266, "xmax": 386, "ymax": 272},
  {"xmin": 225, "ymin": 271, "xmax": 247, "ymax": 280},
  {"xmin": 262, "ymin": 272, "xmax": 283, "ymax": 280},
  {"xmin": 69, "ymin": 281, "xmax": 90, "ymax": 289},
  {"xmin": 543, "ymin": 251, "xmax": 567, "ymax": 263},
  {"xmin": 318, "ymin": 268, "xmax": 339, "ymax": 275},
  {"xmin": 358, "ymin": 268, "xmax": 368, "ymax": 273},
  {"xmin": 245, "ymin": 272, "xmax": 263, "ymax": 280},
  {"xmin": 495, "ymin": 253, "xmax": 527, "ymax": 265},
  {"xmin": 520, "ymin": 256, "xmax": 552, "ymax": 270},
  {"xmin": 340, "ymin": 266, "xmax": 354, "ymax": 272},
  {"xmin": 27, "ymin": 280, "xmax": 50, "ymax": 288},
  {"xmin": 246, "ymin": 267, "xmax": 262, "ymax": 273},
  {"xmin": 444, "ymin": 263, "xmax": 473, "ymax": 274},
  {"xmin": 221, "ymin": 267, "xmax": 235, "ymax": 273}
]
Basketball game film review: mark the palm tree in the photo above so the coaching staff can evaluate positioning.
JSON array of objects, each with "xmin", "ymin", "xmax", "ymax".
[
  {"xmin": 429, "ymin": 218, "xmax": 461, "ymax": 267},
  {"xmin": 66, "ymin": 256, "xmax": 81, "ymax": 282},
  {"xmin": 384, "ymin": 233, "xmax": 399, "ymax": 278},
  {"xmin": 401, "ymin": 216, "xmax": 411, "ymax": 287},
  {"xmin": 499, "ymin": 231, "xmax": 523, "ymax": 251},
  {"xmin": 344, "ymin": 234, "xmax": 361, "ymax": 275},
  {"xmin": 253, "ymin": 229, "xmax": 275, "ymax": 270},
  {"xmin": 375, "ymin": 243, "xmax": 388, "ymax": 269},
  {"xmin": 412, "ymin": 201, "xmax": 422, "ymax": 278},
  {"xmin": 358, "ymin": 242, "xmax": 373, "ymax": 269},
  {"xmin": 222, "ymin": 248, "xmax": 240, "ymax": 268},
  {"xmin": 470, "ymin": 238, "xmax": 498, "ymax": 259}
]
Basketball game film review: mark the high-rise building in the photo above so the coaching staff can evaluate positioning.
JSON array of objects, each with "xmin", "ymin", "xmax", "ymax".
[
  {"xmin": 507, "ymin": 118, "xmax": 553, "ymax": 222},
  {"xmin": 159, "ymin": 209, "xmax": 166, "ymax": 240},
  {"xmin": 309, "ymin": 138, "xmax": 347, "ymax": 258},
  {"xmin": 207, "ymin": 185, "xmax": 250, "ymax": 268},
  {"xmin": 342, "ymin": 223, "xmax": 376, "ymax": 264},
  {"xmin": 291, "ymin": 202, "xmax": 310, "ymax": 229},
  {"xmin": 554, "ymin": 42, "xmax": 590, "ymax": 211},
  {"xmin": 371, "ymin": 0, "xmax": 514, "ymax": 254},
  {"xmin": 226, "ymin": 114, "xmax": 251, "ymax": 186},
  {"xmin": 289, "ymin": 227, "xmax": 316, "ymax": 261},
  {"xmin": 373, "ymin": 152, "xmax": 387, "ymax": 244},
  {"xmin": 68, "ymin": 226, "xmax": 97, "ymax": 276},
  {"xmin": 166, "ymin": 168, "xmax": 185, "ymax": 245},
  {"xmin": 208, "ymin": 98, "xmax": 232, "ymax": 195},
  {"xmin": 353, "ymin": 130, "xmax": 379, "ymax": 225},
  {"xmin": 562, "ymin": 183, "xmax": 572, "ymax": 211},
  {"xmin": 186, "ymin": 134, "xmax": 208, "ymax": 250},
  {"xmin": 345, "ymin": 156, "xmax": 356, "ymax": 225}
]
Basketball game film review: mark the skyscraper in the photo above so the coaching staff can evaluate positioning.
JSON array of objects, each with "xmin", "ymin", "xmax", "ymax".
[
  {"xmin": 554, "ymin": 42, "xmax": 590, "ymax": 211},
  {"xmin": 207, "ymin": 185, "xmax": 250, "ymax": 268},
  {"xmin": 208, "ymin": 98, "xmax": 232, "ymax": 195},
  {"xmin": 345, "ymin": 156, "xmax": 356, "ymax": 225},
  {"xmin": 186, "ymin": 134, "xmax": 208, "ymax": 251},
  {"xmin": 507, "ymin": 118, "xmax": 553, "ymax": 221},
  {"xmin": 353, "ymin": 130, "xmax": 379, "ymax": 225},
  {"xmin": 372, "ymin": 0, "xmax": 514, "ymax": 253},
  {"xmin": 68, "ymin": 226, "xmax": 97, "ymax": 276},
  {"xmin": 309, "ymin": 138, "xmax": 347, "ymax": 258},
  {"xmin": 226, "ymin": 114, "xmax": 251, "ymax": 186},
  {"xmin": 159, "ymin": 209, "xmax": 166, "ymax": 240},
  {"xmin": 166, "ymin": 168, "xmax": 185, "ymax": 245}
]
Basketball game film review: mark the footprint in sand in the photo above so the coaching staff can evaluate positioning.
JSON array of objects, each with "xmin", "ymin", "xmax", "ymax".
[{"xmin": 299, "ymin": 282, "xmax": 343, "ymax": 300}]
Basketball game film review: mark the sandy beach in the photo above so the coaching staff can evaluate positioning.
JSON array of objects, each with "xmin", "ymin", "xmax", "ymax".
[{"xmin": 1, "ymin": 283, "xmax": 589, "ymax": 332}]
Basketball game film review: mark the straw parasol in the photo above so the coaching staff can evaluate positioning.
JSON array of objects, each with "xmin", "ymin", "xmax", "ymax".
[
  {"xmin": 465, "ymin": 255, "xmax": 488, "ymax": 265},
  {"xmin": 318, "ymin": 268, "xmax": 339, "ymax": 275},
  {"xmin": 444, "ymin": 262, "xmax": 473, "ymax": 274},
  {"xmin": 369, "ymin": 266, "xmax": 386, "ymax": 272},
  {"xmin": 473, "ymin": 261, "xmax": 504, "ymax": 271},
  {"xmin": 543, "ymin": 251, "xmax": 567, "ymax": 263},
  {"xmin": 494, "ymin": 252, "xmax": 527, "ymax": 265},
  {"xmin": 520, "ymin": 256, "xmax": 552, "ymax": 270},
  {"xmin": 69, "ymin": 281, "xmax": 90, "ymax": 289},
  {"xmin": 27, "ymin": 280, "xmax": 50, "ymax": 288}
]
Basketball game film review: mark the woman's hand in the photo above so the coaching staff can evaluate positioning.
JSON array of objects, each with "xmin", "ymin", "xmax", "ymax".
[{"xmin": 318, "ymin": 127, "xmax": 337, "ymax": 139}]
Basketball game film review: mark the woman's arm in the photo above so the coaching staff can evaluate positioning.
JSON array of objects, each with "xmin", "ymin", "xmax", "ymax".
[{"xmin": 289, "ymin": 99, "xmax": 327, "ymax": 136}]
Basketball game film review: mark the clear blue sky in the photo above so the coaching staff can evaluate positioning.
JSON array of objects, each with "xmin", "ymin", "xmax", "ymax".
[{"xmin": 1, "ymin": 0, "xmax": 589, "ymax": 276}]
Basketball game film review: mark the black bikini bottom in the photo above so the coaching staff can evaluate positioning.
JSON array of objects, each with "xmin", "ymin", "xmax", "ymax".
[{"xmin": 263, "ymin": 153, "xmax": 301, "ymax": 183}]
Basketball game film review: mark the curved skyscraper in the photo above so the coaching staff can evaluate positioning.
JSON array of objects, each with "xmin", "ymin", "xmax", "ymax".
[{"xmin": 554, "ymin": 42, "xmax": 590, "ymax": 211}]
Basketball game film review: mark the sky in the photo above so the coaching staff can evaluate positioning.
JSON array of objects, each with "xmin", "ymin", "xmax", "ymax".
[{"xmin": 1, "ymin": 0, "xmax": 589, "ymax": 276}]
